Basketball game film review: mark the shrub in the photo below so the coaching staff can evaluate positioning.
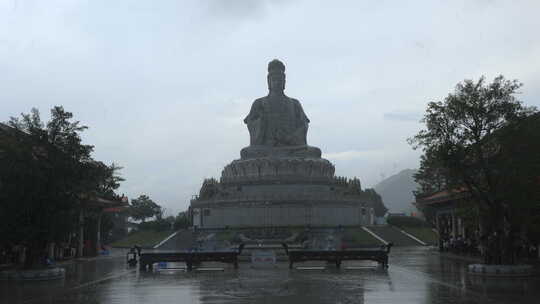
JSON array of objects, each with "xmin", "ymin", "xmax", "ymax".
[
  {"xmin": 137, "ymin": 219, "xmax": 171, "ymax": 232},
  {"xmin": 387, "ymin": 216, "xmax": 431, "ymax": 228}
]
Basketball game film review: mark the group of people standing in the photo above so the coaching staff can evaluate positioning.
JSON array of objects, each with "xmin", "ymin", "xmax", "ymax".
[
  {"xmin": 440, "ymin": 235, "xmax": 478, "ymax": 255},
  {"xmin": 439, "ymin": 232, "xmax": 539, "ymax": 264}
]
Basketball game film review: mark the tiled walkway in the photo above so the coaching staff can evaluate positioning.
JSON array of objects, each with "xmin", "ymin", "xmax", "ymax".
[{"xmin": 1, "ymin": 247, "xmax": 538, "ymax": 304}]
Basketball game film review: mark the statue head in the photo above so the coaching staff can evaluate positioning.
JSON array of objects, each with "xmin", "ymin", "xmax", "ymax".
[{"xmin": 267, "ymin": 59, "xmax": 285, "ymax": 93}]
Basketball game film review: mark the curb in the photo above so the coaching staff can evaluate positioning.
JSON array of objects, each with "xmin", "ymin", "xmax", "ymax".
[
  {"xmin": 361, "ymin": 226, "xmax": 388, "ymax": 245},
  {"xmin": 154, "ymin": 231, "xmax": 179, "ymax": 249},
  {"xmin": 394, "ymin": 227, "xmax": 427, "ymax": 246},
  {"xmin": 468, "ymin": 264, "xmax": 535, "ymax": 277},
  {"xmin": 0, "ymin": 267, "xmax": 65, "ymax": 281}
]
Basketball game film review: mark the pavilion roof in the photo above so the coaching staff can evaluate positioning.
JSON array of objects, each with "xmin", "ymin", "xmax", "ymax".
[
  {"xmin": 83, "ymin": 195, "xmax": 129, "ymax": 209},
  {"xmin": 414, "ymin": 188, "xmax": 469, "ymax": 206}
]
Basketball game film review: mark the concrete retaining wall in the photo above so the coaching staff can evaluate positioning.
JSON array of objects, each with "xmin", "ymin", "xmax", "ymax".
[{"xmin": 194, "ymin": 203, "xmax": 374, "ymax": 228}]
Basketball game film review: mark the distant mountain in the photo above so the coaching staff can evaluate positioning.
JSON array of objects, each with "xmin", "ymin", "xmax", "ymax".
[{"xmin": 374, "ymin": 169, "xmax": 418, "ymax": 214}]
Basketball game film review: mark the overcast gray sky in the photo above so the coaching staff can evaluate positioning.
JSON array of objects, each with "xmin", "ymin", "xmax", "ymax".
[{"xmin": 2, "ymin": 0, "xmax": 539, "ymax": 214}]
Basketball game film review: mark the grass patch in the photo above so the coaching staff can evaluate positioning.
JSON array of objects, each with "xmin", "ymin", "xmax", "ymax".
[
  {"xmin": 400, "ymin": 227, "xmax": 439, "ymax": 245},
  {"xmin": 215, "ymin": 230, "xmax": 236, "ymax": 241},
  {"xmin": 110, "ymin": 230, "xmax": 173, "ymax": 248},
  {"xmin": 343, "ymin": 228, "xmax": 384, "ymax": 247}
]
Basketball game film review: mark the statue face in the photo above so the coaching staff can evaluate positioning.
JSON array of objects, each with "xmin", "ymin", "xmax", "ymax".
[{"xmin": 268, "ymin": 73, "xmax": 285, "ymax": 91}]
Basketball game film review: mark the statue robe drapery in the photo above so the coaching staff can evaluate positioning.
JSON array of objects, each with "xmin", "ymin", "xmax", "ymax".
[{"xmin": 244, "ymin": 96, "xmax": 310, "ymax": 147}]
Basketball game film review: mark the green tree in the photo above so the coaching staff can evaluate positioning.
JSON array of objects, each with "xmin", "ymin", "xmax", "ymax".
[
  {"xmin": 174, "ymin": 211, "xmax": 192, "ymax": 230},
  {"xmin": 129, "ymin": 195, "xmax": 161, "ymax": 223},
  {"xmin": 0, "ymin": 106, "xmax": 123, "ymax": 268},
  {"xmin": 413, "ymin": 153, "xmax": 448, "ymax": 196},
  {"xmin": 493, "ymin": 113, "xmax": 540, "ymax": 245},
  {"xmin": 360, "ymin": 188, "xmax": 388, "ymax": 217},
  {"xmin": 409, "ymin": 75, "xmax": 538, "ymax": 264}
]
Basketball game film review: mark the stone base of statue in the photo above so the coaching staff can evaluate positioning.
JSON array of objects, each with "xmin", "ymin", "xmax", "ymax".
[
  {"xmin": 240, "ymin": 145, "xmax": 322, "ymax": 159},
  {"xmin": 221, "ymin": 156, "xmax": 335, "ymax": 185},
  {"xmin": 190, "ymin": 142, "xmax": 374, "ymax": 228}
]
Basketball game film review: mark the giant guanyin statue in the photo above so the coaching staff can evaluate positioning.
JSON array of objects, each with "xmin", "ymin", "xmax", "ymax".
[
  {"xmin": 190, "ymin": 60, "xmax": 374, "ymax": 229},
  {"xmin": 241, "ymin": 59, "xmax": 321, "ymax": 159}
]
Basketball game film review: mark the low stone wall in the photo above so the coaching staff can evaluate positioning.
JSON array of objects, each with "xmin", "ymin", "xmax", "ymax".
[
  {"xmin": 468, "ymin": 264, "xmax": 534, "ymax": 276},
  {"xmin": 194, "ymin": 203, "xmax": 374, "ymax": 228},
  {"xmin": 0, "ymin": 267, "xmax": 65, "ymax": 281}
]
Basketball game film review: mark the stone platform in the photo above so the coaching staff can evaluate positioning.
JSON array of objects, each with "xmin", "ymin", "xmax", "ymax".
[
  {"xmin": 221, "ymin": 156, "xmax": 334, "ymax": 184},
  {"xmin": 240, "ymin": 145, "xmax": 322, "ymax": 159}
]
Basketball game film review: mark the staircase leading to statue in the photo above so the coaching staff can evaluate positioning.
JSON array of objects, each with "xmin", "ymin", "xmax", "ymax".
[
  {"xmin": 155, "ymin": 230, "xmax": 196, "ymax": 250},
  {"xmin": 365, "ymin": 226, "xmax": 425, "ymax": 246},
  {"xmin": 153, "ymin": 226, "xmax": 425, "ymax": 250}
]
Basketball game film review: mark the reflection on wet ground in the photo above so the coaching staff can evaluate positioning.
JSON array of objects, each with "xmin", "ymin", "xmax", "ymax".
[{"xmin": 1, "ymin": 247, "xmax": 539, "ymax": 304}]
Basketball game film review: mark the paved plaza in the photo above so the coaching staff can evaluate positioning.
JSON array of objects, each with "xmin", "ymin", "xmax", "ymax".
[{"xmin": 1, "ymin": 247, "xmax": 539, "ymax": 304}]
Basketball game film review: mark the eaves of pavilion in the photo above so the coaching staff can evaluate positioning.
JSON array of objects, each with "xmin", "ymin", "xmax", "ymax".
[
  {"xmin": 78, "ymin": 195, "xmax": 129, "ymax": 257},
  {"xmin": 414, "ymin": 188, "xmax": 473, "ymax": 240},
  {"xmin": 414, "ymin": 188, "xmax": 471, "ymax": 215}
]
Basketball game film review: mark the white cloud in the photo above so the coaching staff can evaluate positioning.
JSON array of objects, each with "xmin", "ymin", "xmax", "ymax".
[{"xmin": 324, "ymin": 150, "xmax": 370, "ymax": 161}]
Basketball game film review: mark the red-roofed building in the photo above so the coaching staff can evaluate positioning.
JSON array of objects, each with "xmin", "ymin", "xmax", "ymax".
[
  {"xmin": 78, "ymin": 195, "xmax": 129, "ymax": 257},
  {"xmin": 414, "ymin": 188, "xmax": 473, "ymax": 247}
]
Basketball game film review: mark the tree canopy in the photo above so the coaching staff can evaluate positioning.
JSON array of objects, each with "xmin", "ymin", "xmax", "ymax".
[
  {"xmin": 0, "ymin": 106, "xmax": 123, "ymax": 268},
  {"xmin": 174, "ymin": 211, "xmax": 192, "ymax": 230},
  {"xmin": 409, "ymin": 75, "xmax": 539, "ymax": 264},
  {"xmin": 360, "ymin": 188, "xmax": 388, "ymax": 217},
  {"xmin": 129, "ymin": 194, "xmax": 162, "ymax": 223}
]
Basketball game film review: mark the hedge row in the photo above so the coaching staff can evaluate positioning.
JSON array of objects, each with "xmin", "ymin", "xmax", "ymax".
[{"xmin": 387, "ymin": 216, "xmax": 432, "ymax": 228}]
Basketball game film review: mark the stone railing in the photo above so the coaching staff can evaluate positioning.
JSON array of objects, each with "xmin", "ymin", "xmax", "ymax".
[
  {"xmin": 191, "ymin": 192, "xmax": 366, "ymax": 206},
  {"xmin": 221, "ymin": 158, "xmax": 335, "ymax": 182},
  {"xmin": 220, "ymin": 174, "xmax": 333, "ymax": 185}
]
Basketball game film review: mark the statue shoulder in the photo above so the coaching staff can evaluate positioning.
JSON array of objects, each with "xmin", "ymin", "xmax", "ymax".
[
  {"xmin": 252, "ymin": 97, "xmax": 267, "ymax": 107},
  {"xmin": 289, "ymin": 97, "xmax": 303, "ymax": 108},
  {"xmin": 245, "ymin": 97, "xmax": 267, "ymax": 123}
]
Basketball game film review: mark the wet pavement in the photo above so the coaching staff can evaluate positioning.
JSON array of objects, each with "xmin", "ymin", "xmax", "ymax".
[{"xmin": 1, "ymin": 247, "xmax": 539, "ymax": 304}]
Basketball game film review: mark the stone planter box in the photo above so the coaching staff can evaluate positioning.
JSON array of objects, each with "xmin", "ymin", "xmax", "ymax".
[
  {"xmin": 0, "ymin": 267, "xmax": 65, "ymax": 281},
  {"xmin": 468, "ymin": 264, "xmax": 534, "ymax": 276}
]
